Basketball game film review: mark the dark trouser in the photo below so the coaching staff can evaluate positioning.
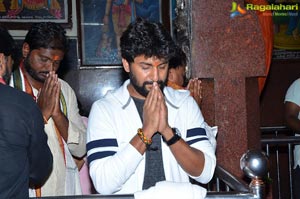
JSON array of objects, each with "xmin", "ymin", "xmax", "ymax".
[{"xmin": 293, "ymin": 166, "xmax": 300, "ymax": 199}]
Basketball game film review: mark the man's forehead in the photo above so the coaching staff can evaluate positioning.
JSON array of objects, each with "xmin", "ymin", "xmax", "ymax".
[
  {"xmin": 36, "ymin": 48, "xmax": 64, "ymax": 61},
  {"xmin": 53, "ymin": 55, "xmax": 60, "ymax": 61},
  {"xmin": 134, "ymin": 55, "xmax": 167, "ymax": 65}
]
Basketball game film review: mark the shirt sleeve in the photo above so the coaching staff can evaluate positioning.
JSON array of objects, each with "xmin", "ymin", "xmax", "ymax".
[
  {"xmin": 184, "ymin": 97, "xmax": 216, "ymax": 184},
  {"xmin": 62, "ymin": 81, "xmax": 87, "ymax": 158}
]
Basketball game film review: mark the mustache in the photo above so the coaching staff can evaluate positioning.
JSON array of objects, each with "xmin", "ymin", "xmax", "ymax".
[
  {"xmin": 143, "ymin": 81, "xmax": 164, "ymax": 86},
  {"xmin": 40, "ymin": 71, "xmax": 49, "ymax": 74}
]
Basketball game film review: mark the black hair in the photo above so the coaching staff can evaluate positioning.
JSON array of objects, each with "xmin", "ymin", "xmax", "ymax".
[
  {"xmin": 168, "ymin": 45, "xmax": 187, "ymax": 69},
  {"xmin": 120, "ymin": 17, "xmax": 176, "ymax": 63},
  {"xmin": 24, "ymin": 22, "xmax": 68, "ymax": 53},
  {"xmin": 0, "ymin": 25, "xmax": 16, "ymax": 58}
]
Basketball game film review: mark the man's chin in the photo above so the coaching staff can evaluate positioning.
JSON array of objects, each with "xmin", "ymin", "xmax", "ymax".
[
  {"xmin": 27, "ymin": 70, "xmax": 46, "ymax": 83},
  {"xmin": 145, "ymin": 85, "xmax": 153, "ymax": 91},
  {"xmin": 32, "ymin": 75, "xmax": 46, "ymax": 83},
  {"xmin": 137, "ymin": 88, "xmax": 149, "ymax": 98}
]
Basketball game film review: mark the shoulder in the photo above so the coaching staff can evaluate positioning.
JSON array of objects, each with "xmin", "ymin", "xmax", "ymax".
[
  {"xmin": 1, "ymin": 84, "xmax": 34, "ymax": 102},
  {"xmin": 165, "ymin": 86, "xmax": 190, "ymax": 97},
  {"xmin": 289, "ymin": 78, "xmax": 300, "ymax": 88},
  {"xmin": 58, "ymin": 78, "xmax": 77, "ymax": 97},
  {"xmin": 95, "ymin": 80, "xmax": 130, "ymax": 106},
  {"xmin": 286, "ymin": 78, "xmax": 300, "ymax": 94},
  {"xmin": 0, "ymin": 84, "xmax": 41, "ymax": 114},
  {"xmin": 285, "ymin": 78, "xmax": 300, "ymax": 104},
  {"xmin": 58, "ymin": 78, "xmax": 73, "ymax": 90},
  {"xmin": 164, "ymin": 86, "xmax": 191, "ymax": 107},
  {"xmin": 91, "ymin": 89, "xmax": 120, "ymax": 110}
]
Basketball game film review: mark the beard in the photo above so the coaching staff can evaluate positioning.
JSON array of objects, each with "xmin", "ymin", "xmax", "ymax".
[
  {"xmin": 23, "ymin": 55, "xmax": 45, "ymax": 83},
  {"xmin": 129, "ymin": 71, "xmax": 166, "ymax": 97}
]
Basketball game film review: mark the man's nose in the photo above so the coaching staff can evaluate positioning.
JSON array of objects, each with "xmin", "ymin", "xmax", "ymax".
[
  {"xmin": 46, "ymin": 60, "xmax": 55, "ymax": 71},
  {"xmin": 151, "ymin": 67, "xmax": 159, "ymax": 82},
  {"xmin": 47, "ymin": 63, "xmax": 54, "ymax": 72}
]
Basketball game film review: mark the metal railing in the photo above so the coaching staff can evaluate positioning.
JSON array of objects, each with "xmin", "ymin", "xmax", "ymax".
[
  {"xmin": 261, "ymin": 126, "xmax": 300, "ymax": 199},
  {"xmin": 32, "ymin": 127, "xmax": 300, "ymax": 199},
  {"xmin": 31, "ymin": 163, "xmax": 257, "ymax": 199},
  {"xmin": 205, "ymin": 165, "xmax": 249, "ymax": 193},
  {"xmin": 204, "ymin": 165, "xmax": 255, "ymax": 199},
  {"xmin": 30, "ymin": 193, "xmax": 256, "ymax": 199}
]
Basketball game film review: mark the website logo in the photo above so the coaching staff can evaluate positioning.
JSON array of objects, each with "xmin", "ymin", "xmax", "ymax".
[
  {"xmin": 245, "ymin": 3, "xmax": 299, "ymax": 16},
  {"xmin": 246, "ymin": 3, "xmax": 298, "ymax": 12},
  {"xmin": 230, "ymin": 2, "xmax": 247, "ymax": 18}
]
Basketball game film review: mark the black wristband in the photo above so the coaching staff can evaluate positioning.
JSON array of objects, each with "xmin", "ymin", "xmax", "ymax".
[{"xmin": 163, "ymin": 128, "xmax": 181, "ymax": 146}]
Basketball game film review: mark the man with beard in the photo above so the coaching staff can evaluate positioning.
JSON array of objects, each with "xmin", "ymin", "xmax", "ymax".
[
  {"xmin": 9, "ymin": 22, "xmax": 86, "ymax": 197},
  {"xmin": 0, "ymin": 25, "xmax": 53, "ymax": 198},
  {"xmin": 86, "ymin": 18, "xmax": 216, "ymax": 195}
]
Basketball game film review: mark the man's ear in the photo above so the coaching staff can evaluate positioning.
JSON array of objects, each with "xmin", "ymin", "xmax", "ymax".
[
  {"xmin": 0, "ymin": 53, "xmax": 5, "ymax": 77},
  {"xmin": 168, "ymin": 68, "xmax": 175, "ymax": 82},
  {"xmin": 122, "ymin": 58, "xmax": 130, "ymax": 73},
  {"xmin": 22, "ymin": 42, "xmax": 30, "ymax": 58}
]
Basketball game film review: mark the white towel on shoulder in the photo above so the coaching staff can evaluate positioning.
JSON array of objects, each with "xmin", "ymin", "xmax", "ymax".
[{"xmin": 134, "ymin": 181, "xmax": 207, "ymax": 199}]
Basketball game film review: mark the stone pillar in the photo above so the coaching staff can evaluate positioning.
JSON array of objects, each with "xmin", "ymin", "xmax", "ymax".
[{"xmin": 191, "ymin": 0, "xmax": 265, "ymax": 177}]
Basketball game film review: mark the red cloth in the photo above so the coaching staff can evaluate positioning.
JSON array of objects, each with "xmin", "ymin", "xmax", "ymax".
[
  {"xmin": 246, "ymin": 0, "xmax": 274, "ymax": 95},
  {"xmin": 0, "ymin": 77, "xmax": 6, "ymax": 85}
]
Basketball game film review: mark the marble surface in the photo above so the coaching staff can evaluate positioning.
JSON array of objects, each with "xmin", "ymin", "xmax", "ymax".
[{"xmin": 191, "ymin": 0, "xmax": 265, "ymax": 178}]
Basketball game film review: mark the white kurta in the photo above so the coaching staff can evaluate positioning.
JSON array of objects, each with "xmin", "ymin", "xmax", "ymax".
[{"xmin": 10, "ymin": 68, "xmax": 87, "ymax": 196}]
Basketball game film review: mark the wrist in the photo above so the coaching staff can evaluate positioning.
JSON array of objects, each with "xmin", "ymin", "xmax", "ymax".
[
  {"xmin": 42, "ymin": 111, "xmax": 51, "ymax": 122},
  {"xmin": 161, "ymin": 126, "xmax": 173, "ymax": 140},
  {"xmin": 52, "ymin": 110, "xmax": 65, "ymax": 121},
  {"xmin": 43, "ymin": 115, "xmax": 49, "ymax": 124},
  {"xmin": 137, "ymin": 128, "xmax": 152, "ymax": 146},
  {"xmin": 162, "ymin": 128, "xmax": 181, "ymax": 146}
]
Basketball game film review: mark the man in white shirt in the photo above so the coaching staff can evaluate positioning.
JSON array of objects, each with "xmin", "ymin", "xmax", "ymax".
[
  {"xmin": 10, "ymin": 22, "xmax": 86, "ymax": 197},
  {"xmin": 87, "ymin": 18, "xmax": 216, "ymax": 195}
]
